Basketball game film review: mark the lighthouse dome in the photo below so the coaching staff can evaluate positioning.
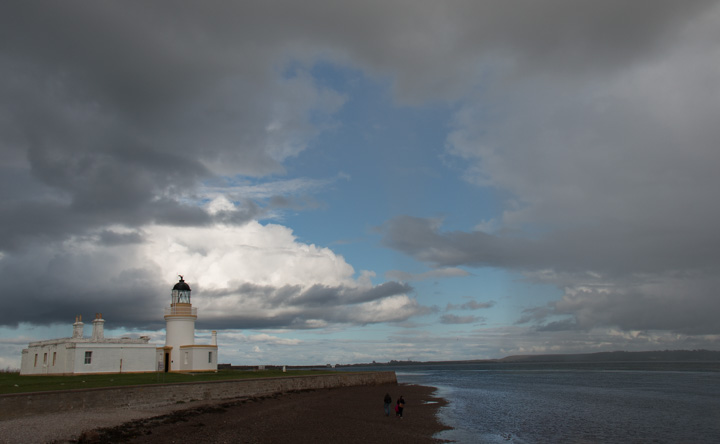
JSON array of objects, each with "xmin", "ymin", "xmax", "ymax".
[{"xmin": 172, "ymin": 277, "xmax": 191, "ymax": 291}]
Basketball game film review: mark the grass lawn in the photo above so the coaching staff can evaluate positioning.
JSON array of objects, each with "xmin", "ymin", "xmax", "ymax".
[{"xmin": 0, "ymin": 369, "xmax": 336, "ymax": 395}]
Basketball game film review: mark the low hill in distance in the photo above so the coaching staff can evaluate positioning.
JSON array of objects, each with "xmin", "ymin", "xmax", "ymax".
[
  {"xmin": 498, "ymin": 349, "xmax": 720, "ymax": 363},
  {"xmin": 336, "ymin": 349, "xmax": 720, "ymax": 367}
]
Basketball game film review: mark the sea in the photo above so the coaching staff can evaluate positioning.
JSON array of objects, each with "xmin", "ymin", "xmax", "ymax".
[{"xmin": 345, "ymin": 362, "xmax": 720, "ymax": 443}]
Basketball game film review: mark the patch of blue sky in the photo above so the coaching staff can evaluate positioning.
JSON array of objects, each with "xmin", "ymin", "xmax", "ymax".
[
  {"xmin": 281, "ymin": 64, "xmax": 503, "ymax": 269},
  {"xmin": 408, "ymin": 267, "xmax": 562, "ymax": 326},
  {"xmin": 268, "ymin": 61, "xmax": 547, "ymax": 338}
]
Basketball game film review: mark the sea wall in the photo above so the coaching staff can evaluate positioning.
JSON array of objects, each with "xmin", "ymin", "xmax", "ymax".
[{"xmin": 0, "ymin": 371, "xmax": 397, "ymax": 420}]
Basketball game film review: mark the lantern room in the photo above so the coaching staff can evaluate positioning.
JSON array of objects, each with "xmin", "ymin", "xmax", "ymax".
[{"xmin": 171, "ymin": 275, "xmax": 192, "ymax": 305}]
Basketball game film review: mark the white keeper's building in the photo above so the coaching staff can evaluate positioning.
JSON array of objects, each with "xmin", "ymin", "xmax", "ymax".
[{"xmin": 20, "ymin": 276, "xmax": 218, "ymax": 375}]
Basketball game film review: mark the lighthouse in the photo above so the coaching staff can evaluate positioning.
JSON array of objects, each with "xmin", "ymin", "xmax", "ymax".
[
  {"xmin": 20, "ymin": 274, "xmax": 218, "ymax": 375},
  {"xmin": 160, "ymin": 276, "xmax": 218, "ymax": 372}
]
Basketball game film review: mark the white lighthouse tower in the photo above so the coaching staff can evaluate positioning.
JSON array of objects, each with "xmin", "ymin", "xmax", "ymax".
[{"xmin": 160, "ymin": 276, "xmax": 218, "ymax": 372}]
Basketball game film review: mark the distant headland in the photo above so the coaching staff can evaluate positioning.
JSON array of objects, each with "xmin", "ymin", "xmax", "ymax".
[{"xmin": 335, "ymin": 349, "xmax": 720, "ymax": 367}]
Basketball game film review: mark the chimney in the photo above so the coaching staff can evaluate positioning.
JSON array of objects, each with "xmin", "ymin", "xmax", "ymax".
[
  {"xmin": 72, "ymin": 315, "xmax": 84, "ymax": 338},
  {"xmin": 91, "ymin": 313, "xmax": 105, "ymax": 341},
  {"xmin": 211, "ymin": 330, "xmax": 217, "ymax": 346}
]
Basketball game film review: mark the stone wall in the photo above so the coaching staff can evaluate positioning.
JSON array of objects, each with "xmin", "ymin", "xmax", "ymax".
[{"xmin": 0, "ymin": 371, "xmax": 397, "ymax": 420}]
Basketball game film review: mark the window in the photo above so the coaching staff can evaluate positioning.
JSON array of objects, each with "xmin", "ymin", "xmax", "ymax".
[
  {"xmin": 208, "ymin": 351, "xmax": 213, "ymax": 363},
  {"xmin": 184, "ymin": 351, "xmax": 189, "ymax": 365},
  {"xmin": 43, "ymin": 353, "xmax": 47, "ymax": 365},
  {"xmin": 84, "ymin": 351, "xmax": 92, "ymax": 364},
  {"xmin": 52, "ymin": 352, "xmax": 57, "ymax": 366},
  {"xmin": 34, "ymin": 354, "xmax": 38, "ymax": 367}
]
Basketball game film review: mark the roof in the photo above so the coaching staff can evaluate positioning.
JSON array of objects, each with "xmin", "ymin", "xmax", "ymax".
[{"xmin": 172, "ymin": 276, "xmax": 191, "ymax": 291}]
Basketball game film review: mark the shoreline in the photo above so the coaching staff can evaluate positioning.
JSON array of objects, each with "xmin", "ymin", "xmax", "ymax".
[
  {"xmin": 84, "ymin": 383, "xmax": 451, "ymax": 444},
  {"xmin": 0, "ymin": 383, "xmax": 451, "ymax": 443}
]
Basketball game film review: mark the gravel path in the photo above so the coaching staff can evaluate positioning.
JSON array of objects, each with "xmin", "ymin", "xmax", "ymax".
[{"xmin": 0, "ymin": 398, "xmax": 233, "ymax": 444}]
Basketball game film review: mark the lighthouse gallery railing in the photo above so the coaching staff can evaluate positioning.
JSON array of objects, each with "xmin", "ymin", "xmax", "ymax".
[{"xmin": 165, "ymin": 306, "xmax": 197, "ymax": 316}]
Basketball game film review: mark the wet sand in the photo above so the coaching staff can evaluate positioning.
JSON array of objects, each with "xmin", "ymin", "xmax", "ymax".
[{"xmin": 75, "ymin": 383, "xmax": 451, "ymax": 443}]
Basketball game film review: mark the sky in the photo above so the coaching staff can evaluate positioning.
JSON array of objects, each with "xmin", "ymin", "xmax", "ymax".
[{"xmin": 1, "ymin": 1, "xmax": 720, "ymax": 368}]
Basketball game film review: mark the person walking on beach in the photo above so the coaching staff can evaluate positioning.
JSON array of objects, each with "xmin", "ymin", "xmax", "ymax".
[
  {"xmin": 396, "ymin": 395, "xmax": 405, "ymax": 418},
  {"xmin": 384, "ymin": 393, "xmax": 392, "ymax": 416}
]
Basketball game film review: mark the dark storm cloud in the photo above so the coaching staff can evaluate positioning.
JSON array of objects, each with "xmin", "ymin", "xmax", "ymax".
[
  {"xmin": 381, "ymin": 216, "xmax": 720, "ymax": 278},
  {"xmin": 0, "ymin": 1, "xmax": 345, "ymax": 256},
  {"xmin": 200, "ymin": 314, "xmax": 301, "ymax": 331},
  {"xmin": 2, "ymin": 0, "xmax": 716, "ymax": 251},
  {"xmin": 197, "ymin": 281, "xmax": 420, "ymax": 329},
  {"xmin": 524, "ymin": 282, "xmax": 720, "ymax": 336},
  {"xmin": 97, "ymin": 230, "xmax": 145, "ymax": 246},
  {"xmin": 0, "ymin": 260, "xmax": 166, "ymax": 329},
  {"xmin": 383, "ymin": 215, "xmax": 720, "ymax": 334},
  {"xmin": 428, "ymin": 2, "xmax": 720, "ymax": 340},
  {"xmin": 384, "ymin": 211, "xmax": 720, "ymax": 332},
  {"xmin": 289, "ymin": 282, "xmax": 412, "ymax": 307},
  {"xmin": 2, "ymin": 0, "xmax": 720, "ymax": 350},
  {"xmin": 549, "ymin": 281, "xmax": 720, "ymax": 335},
  {"xmin": 206, "ymin": 281, "xmax": 412, "ymax": 310}
]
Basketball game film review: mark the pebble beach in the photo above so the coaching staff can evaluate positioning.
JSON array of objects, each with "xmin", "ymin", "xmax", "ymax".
[{"xmin": 0, "ymin": 383, "xmax": 450, "ymax": 444}]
